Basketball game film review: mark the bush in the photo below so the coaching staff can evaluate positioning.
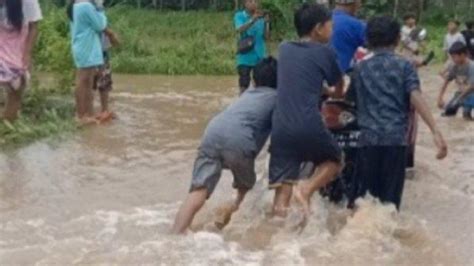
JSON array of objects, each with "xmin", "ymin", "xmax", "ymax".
[{"xmin": 34, "ymin": 6, "xmax": 74, "ymax": 93}]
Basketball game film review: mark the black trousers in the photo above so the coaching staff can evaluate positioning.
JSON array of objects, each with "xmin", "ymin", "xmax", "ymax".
[
  {"xmin": 237, "ymin": 65, "xmax": 254, "ymax": 94},
  {"xmin": 353, "ymin": 146, "xmax": 407, "ymax": 209}
]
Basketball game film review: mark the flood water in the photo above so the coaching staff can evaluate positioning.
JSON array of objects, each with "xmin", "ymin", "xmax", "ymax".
[{"xmin": 0, "ymin": 68, "xmax": 473, "ymax": 265}]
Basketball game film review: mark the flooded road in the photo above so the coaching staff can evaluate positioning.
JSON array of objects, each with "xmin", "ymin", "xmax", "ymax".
[{"xmin": 1, "ymin": 69, "xmax": 473, "ymax": 265}]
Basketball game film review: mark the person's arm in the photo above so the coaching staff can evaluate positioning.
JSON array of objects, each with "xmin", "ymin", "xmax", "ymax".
[
  {"xmin": 104, "ymin": 28, "xmax": 120, "ymax": 47},
  {"xmin": 264, "ymin": 15, "xmax": 271, "ymax": 41},
  {"xmin": 322, "ymin": 47, "xmax": 345, "ymax": 99},
  {"xmin": 411, "ymin": 90, "xmax": 448, "ymax": 159},
  {"xmin": 437, "ymin": 79, "xmax": 450, "ymax": 109},
  {"xmin": 23, "ymin": 21, "xmax": 39, "ymax": 69},
  {"xmin": 235, "ymin": 11, "xmax": 261, "ymax": 34},
  {"xmin": 84, "ymin": 3, "xmax": 107, "ymax": 32}
]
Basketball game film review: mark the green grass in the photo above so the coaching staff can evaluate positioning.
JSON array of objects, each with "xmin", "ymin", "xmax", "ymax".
[
  {"xmin": 108, "ymin": 8, "xmax": 237, "ymax": 75},
  {"xmin": 35, "ymin": 6, "xmax": 451, "ymax": 76},
  {"xmin": 0, "ymin": 86, "xmax": 76, "ymax": 147}
]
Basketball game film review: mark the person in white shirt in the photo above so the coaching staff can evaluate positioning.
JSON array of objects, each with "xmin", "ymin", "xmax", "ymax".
[
  {"xmin": 444, "ymin": 20, "xmax": 466, "ymax": 54},
  {"xmin": 441, "ymin": 20, "xmax": 466, "ymax": 78},
  {"xmin": 400, "ymin": 13, "xmax": 418, "ymax": 57}
]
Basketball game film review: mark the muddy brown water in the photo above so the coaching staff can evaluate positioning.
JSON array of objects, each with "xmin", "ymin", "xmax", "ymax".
[{"xmin": 0, "ymin": 68, "xmax": 473, "ymax": 265}]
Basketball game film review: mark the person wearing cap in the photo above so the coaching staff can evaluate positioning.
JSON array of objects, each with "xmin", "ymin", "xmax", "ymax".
[{"xmin": 330, "ymin": 0, "xmax": 365, "ymax": 73}]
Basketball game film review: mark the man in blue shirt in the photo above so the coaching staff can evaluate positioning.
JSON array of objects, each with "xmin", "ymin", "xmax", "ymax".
[
  {"xmin": 234, "ymin": 0, "xmax": 270, "ymax": 94},
  {"xmin": 331, "ymin": 0, "xmax": 365, "ymax": 73}
]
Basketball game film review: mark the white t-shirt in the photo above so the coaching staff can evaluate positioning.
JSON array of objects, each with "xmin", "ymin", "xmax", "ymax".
[
  {"xmin": 444, "ymin": 32, "xmax": 466, "ymax": 52},
  {"xmin": 0, "ymin": 0, "xmax": 42, "ymax": 29},
  {"xmin": 401, "ymin": 26, "xmax": 413, "ymax": 43},
  {"xmin": 401, "ymin": 25, "xmax": 419, "ymax": 53}
]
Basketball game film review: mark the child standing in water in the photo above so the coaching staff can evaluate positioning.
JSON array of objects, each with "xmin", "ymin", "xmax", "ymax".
[
  {"xmin": 0, "ymin": 0, "xmax": 42, "ymax": 121},
  {"xmin": 438, "ymin": 42, "xmax": 474, "ymax": 120},
  {"xmin": 172, "ymin": 57, "xmax": 278, "ymax": 234},
  {"xmin": 269, "ymin": 3, "xmax": 344, "ymax": 218},
  {"xmin": 68, "ymin": 0, "xmax": 107, "ymax": 124},
  {"xmin": 351, "ymin": 16, "xmax": 447, "ymax": 209}
]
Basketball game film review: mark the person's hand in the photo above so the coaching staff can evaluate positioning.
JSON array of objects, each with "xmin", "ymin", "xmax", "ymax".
[
  {"xmin": 252, "ymin": 10, "xmax": 263, "ymax": 21},
  {"xmin": 22, "ymin": 54, "xmax": 32, "ymax": 70},
  {"xmin": 108, "ymin": 31, "xmax": 120, "ymax": 47},
  {"xmin": 264, "ymin": 13, "xmax": 271, "ymax": 23},
  {"xmin": 437, "ymin": 97, "xmax": 445, "ymax": 109},
  {"xmin": 433, "ymin": 130, "xmax": 448, "ymax": 160}
]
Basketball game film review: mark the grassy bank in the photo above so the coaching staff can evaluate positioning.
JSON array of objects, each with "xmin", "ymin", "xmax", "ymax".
[
  {"xmin": 0, "ymin": 86, "xmax": 76, "ymax": 147},
  {"xmin": 35, "ymin": 6, "xmax": 451, "ymax": 77}
]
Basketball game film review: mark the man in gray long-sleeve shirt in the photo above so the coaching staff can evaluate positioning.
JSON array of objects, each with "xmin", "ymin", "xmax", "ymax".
[{"xmin": 172, "ymin": 57, "xmax": 278, "ymax": 234}]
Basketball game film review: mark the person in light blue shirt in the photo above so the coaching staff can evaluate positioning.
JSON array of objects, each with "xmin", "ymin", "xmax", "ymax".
[
  {"xmin": 234, "ymin": 0, "xmax": 270, "ymax": 94},
  {"xmin": 67, "ymin": 0, "xmax": 107, "ymax": 123},
  {"xmin": 330, "ymin": 0, "xmax": 365, "ymax": 73}
]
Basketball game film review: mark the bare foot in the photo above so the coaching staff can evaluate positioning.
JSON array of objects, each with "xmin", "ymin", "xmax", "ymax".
[
  {"xmin": 214, "ymin": 203, "xmax": 237, "ymax": 230},
  {"xmin": 271, "ymin": 206, "xmax": 289, "ymax": 218},
  {"xmin": 76, "ymin": 116, "xmax": 99, "ymax": 126},
  {"xmin": 292, "ymin": 183, "xmax": 311, "ymax": 230},
  {"xmin": 96, "ymin": 111, "xmax": 116, "ymax": 124}
]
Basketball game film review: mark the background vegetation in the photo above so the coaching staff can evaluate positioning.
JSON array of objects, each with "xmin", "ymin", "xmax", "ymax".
[{"xmin": 35, "ymin": 0, "xmax": 474, "ymax": 77}]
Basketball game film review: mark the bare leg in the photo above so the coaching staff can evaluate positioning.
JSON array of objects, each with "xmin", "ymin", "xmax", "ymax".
[
  {"xmin": 294, "ymin": 161, "xmax": 342, "ymax": 216},
  {"xmin": 3, "ymin": 82, "xmax": 25, "ymax": 122},
  {"xmin": 214, "ymin": 188, "xmax": 249, "ymax": 230},
  {"xmin": 99, "ymin": 90, "xmax": 109, "ymax": 113},
  {"xmin": 171, "ymin": 188, "xmax": 208, "ymax": 234},
  {"xmin": 272, "ymin": 184, "xmax": 293, "ymax": 218},
  {"xmin": 75, "ymin": 68, "xmax": 96, "ymax": 120}
]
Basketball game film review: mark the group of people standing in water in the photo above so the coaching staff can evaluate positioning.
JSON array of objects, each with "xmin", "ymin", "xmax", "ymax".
[
  {"xmin": 172, "ymin": 0, "xmax": 452, "ymax": 234},
  {"xmin": 0, "ymin": 0, "xmax": 469, "ymax": 236}
]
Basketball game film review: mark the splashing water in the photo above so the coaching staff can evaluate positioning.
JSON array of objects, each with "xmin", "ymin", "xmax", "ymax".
[{"xmin": 0, "ymin": 72, "xmax": 472, "ymax": 265}]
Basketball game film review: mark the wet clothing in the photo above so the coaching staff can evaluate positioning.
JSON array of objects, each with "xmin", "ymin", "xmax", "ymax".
[
  {"xmin": 190, "ymin": 87, "xmax": 276, "ymax": 195},
  {"xmin": 191, "ymin": 149, "xmax": 257, "ymax": 196},
  {"xmin": 269, "ymin": 42, "xmax": 342, "ymax": 187},
  {"xmin": 354, "ymin": 146, "xmax": 407, "ymax": 209},
  {"xmin": 443, "ymin": 91, "xmax": 474, "ymax": 118},
  {"xmin": 351, "ymin": 49, "xmax": 421, "ymax": 147},
  {"xmin": 70, "ymin": 2, "xmax": 107, "ymax": 68},
  {"xmin": 234, "ymin": 10, "xmax": 266, "ymax": 67},
  {"xmin": 0, "ymin": 0, "xmax": 42, "ymax": 86},
  {"xmin": 331, "ymin": 9, "xmax": 366, "ymax": 73}
]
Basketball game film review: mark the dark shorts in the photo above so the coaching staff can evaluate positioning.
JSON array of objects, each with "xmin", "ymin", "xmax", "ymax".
[
  {"xmin": 94, "ymin": 53, "xmax": 113, "ymax": 93},
  {"xmin": 237, "ymin": 65, "xmax": 254, "ymax": 93},
  {"xmin": 353, "ymin": 146, "xmax": 407, "ymax": 209},
  {"xmin": 190, "ymin": 149, "xmax": 256, "ymax": 197},
  {"xmin": 268, "ymin": 136, "xmax": 342, "ymax": 188}
]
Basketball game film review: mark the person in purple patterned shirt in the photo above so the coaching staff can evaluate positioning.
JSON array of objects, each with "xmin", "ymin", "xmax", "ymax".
[{"xmin": 350, "ymin": 16, "xmax": 447, "ymax": 209}]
